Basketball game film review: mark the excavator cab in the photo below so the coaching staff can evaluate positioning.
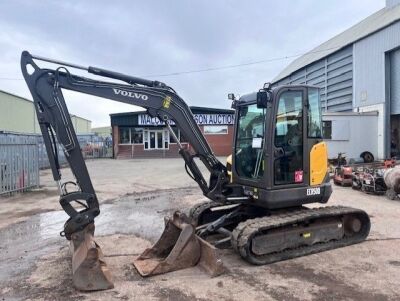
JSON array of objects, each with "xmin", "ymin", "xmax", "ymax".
[{"xmin": 231, "ymin": 86, "xmax": 331, "ymax": 209}]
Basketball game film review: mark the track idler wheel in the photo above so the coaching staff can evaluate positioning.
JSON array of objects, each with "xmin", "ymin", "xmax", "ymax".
[
  {"xmin": 70, "ymin": 223, "xmax": 114, "ymax": 291},
  {"xmin": 133, "ymin": 211, "xmax": 224, "ymax": 277}
]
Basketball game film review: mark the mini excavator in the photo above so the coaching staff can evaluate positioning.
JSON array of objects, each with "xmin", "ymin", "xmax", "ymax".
[{"xmin": 21, "ymin": 51, "xmax": 370, "ymax": 291}]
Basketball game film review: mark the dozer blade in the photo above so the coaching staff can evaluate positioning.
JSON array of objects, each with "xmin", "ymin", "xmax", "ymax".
[
  {"xmin": 70, "ymin": 223, "xmax": 114, "ymax": 291},
  {"xmin": 133, "ymin": 211, "xmax": 224, "ymax": 277}
]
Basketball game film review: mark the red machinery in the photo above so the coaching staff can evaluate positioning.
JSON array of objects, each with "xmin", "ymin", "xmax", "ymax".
[{"xmin": 333, "ymin": 153, "xmax": 353, "ymax": 186}]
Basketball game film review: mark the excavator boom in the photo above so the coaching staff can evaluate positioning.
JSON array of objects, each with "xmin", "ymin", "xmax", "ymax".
[
  {"xmin": 21, "ymin": 51, "xmax": 231, "ymax": 235},
  {"xmin": 21, "ymin": 51, "xmax": 229, "ymax": 290}
]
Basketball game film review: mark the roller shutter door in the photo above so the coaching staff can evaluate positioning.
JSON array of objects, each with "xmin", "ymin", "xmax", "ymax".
[{"xmin": 391, "ymin": 48, "xmax": 400, "ymax": 115}]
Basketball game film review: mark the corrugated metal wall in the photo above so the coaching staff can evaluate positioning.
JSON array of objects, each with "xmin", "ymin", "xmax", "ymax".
[
  {"xmin": 274, "ymin": 46, "xmax": 353, "ymax": 112},
  {"xmin": 390, "ymin": 48, "xmax": 400, "ymax": 114},
  {"xmin": 353, "ymin": 21, "xmax": 400, "ymax": 108}
]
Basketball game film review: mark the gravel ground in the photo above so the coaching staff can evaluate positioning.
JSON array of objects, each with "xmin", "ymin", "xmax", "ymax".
[{"xmin": 0, "ymin": 158, "xmax": 400, "ymax": 301}]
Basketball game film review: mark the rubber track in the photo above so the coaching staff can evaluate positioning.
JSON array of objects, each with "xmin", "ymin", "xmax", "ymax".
[
  {"xmin": 189, "ymin": 201, "xmax": 236, "ymax": 226},
  {"xmin": 189, "ymin": 201, "xmax": 220, "ymax": 224},
  {"xmin": 231, "ymin": 206, "xmax": 370, "ymax": 265}
]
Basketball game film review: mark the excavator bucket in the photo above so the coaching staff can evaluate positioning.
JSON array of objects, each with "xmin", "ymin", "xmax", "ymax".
[
  {"xmin": 69, "ymin": 223, "xmax": 114, "ymax": 291},
  {"xmin": 133, "ymin": 211, "xmax": 224, "ymax": 277}
]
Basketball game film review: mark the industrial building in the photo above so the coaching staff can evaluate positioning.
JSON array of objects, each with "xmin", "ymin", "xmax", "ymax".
[
  {"xmin": 0, "ymin": 90, "xmax": 92, "ymax": 134},
  {"xmin": 273, "ymin": 0, "xmax": 400, "ymax": 159},
  {"xmin": 92, "ymin": 126, "xmax": 112, "ymax": 138},
  {"xmin": 110, "ymin": 106, "xmax": 234, "ymax": 159}
]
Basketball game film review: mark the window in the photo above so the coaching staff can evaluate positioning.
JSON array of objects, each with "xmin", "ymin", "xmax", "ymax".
[
  {"xmin": 204, "ymin": 125, "xmax": 228, "ymax": 135},
  {"xmin": 180, "ymin": 132, "xmax": 188, "ymax": 143},
  {"xmin": 327, "ymin": 120, "xmax": 349, "ymax": 141},
  {"xmin": 119, "ymin": 127, "xmax": 143, "ymax": 144},
  {"xmin": 235, "ymin": 104, "xmax": 266, "ymax": 179},
  {"xmin": 164, "ymin": 130, "xmax": 169, "ymax": 149},
  {"xmin": 144, "ymin": 130, "xmax": 149, "ymax": 149},
  {"xmin": 275, "ymin": 91, "xmax": 303, "ymax": 147},
  {"xmin": 169, "ymin": 127, "xmax": 180, "ymax": 143},
  {"xmin": 322, "ymin": 121, "xmax": 332, "ymax": 139},
  {"xmin": 308, "ymin": 88, "xmax": 322, "ymax": 138},
  {"xmin": 119, "ymin": 127, "xmax": 130, "ymax": 144},
  {"xmin": 131, "ymin": 128, "xmax": 143, "ymax": 144},
  {"xmin": 274, "ymin": 91, "xmax": 304, "ymax": 185}
]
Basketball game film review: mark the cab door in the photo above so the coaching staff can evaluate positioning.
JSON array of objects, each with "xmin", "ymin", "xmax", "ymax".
[
  {"xmin": 233, "ymin": 102, "xmax": 266, "ymax": 183},
  {"xmin": 272, "ymin": 88, "xmax": 308, "ymax": 187}
]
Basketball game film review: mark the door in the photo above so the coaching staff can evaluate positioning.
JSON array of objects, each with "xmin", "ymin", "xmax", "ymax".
[
  {"xmin": 273, "ymin": 89, "xmax": 305, "ymax": 186},
  {"xmin": 149, "ymin": 131, "xmax": 156, "ymax": 149},
  {"xmin": 146, "ymin": 130, "xmax": 169, "ymax": 150},
  {"xmin": 390, "ymin": 49, "xmax": 400, "ymax": 156},
  {"xmin": 156, "ymin": 131, "xmax": 163, "ymax": 149},
  {"xmin": 390, "ymin": 48, "xmax": 400, "ymax": 115}
]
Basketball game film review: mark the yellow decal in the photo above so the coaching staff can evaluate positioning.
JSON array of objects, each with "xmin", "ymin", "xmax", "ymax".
[
  {"xmin": 303, "ymin": 232, "xmax": 311, "ymax": 238},
  {"xmin": 226, "ymin": 154, "xmax": 233, "ymax": 183},
  {"xmin": 163, "ymin": 96, "xmax": 171, "ymax": 109},
  {"xmin": 254, "ymin": 188, "xmax": 259, "ymax": 199},
  {"xmin": 310, "ymin": 142, "xmax": 328, "ymax": 186}
]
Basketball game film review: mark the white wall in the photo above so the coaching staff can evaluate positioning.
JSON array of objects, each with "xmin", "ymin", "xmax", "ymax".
[
  {"xmin": 323, "ymin": 113, "xmax": 379, "ymax": 160},
  {"xmin": 356, "ymin": 104, "xmax": 385, "ymax": 158}
]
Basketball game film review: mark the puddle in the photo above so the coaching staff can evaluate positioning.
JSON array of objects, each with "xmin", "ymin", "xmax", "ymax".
[{"xmin": 0, "ymin": 187, "xmax": 199, "ymax": 284}]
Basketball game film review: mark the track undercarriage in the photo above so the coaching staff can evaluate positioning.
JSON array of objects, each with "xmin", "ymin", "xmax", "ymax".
[{"xmin": 190, "ymin": 201, "xmax": 371, "ymax": 265}]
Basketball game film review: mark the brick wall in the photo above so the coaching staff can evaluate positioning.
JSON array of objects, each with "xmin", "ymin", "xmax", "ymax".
[
  {"xmin": 113, "ymin": 125, "xmax": 234, "ymax": 158},
  {"xmin": 112, "ymin": 126, "xmax": 119, "ymax": 158},
  {"xmin": 116, "ymin": 143, "xmax": 189, "ymax": 159},
  {"xmin": 200, "ymin": 125, "xmax": 233, "ymax": 156}
]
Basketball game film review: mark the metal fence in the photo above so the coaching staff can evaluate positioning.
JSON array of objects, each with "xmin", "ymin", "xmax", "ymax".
[
  {"xmin": 0, "ymin": 134, "xmax": 39, "ymax": 195},
  {"xmin": 37, "ymin": 134, "xmax": 113, "ymax": 169},
  {"xmin": 78, "ymin": 135, "xmax": 113, "ymax": 160},
  {"xmin": 0, "ymin": 132, "xmax": 112, "ymax": 194}
]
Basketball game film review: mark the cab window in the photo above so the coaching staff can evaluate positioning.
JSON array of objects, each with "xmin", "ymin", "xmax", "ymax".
[
  {"xmin": 308, "ymin": 88, "xmax": 322, "ymax": 138},
  {"xmin": 274, "ymin": 91, "xmax": 304, "ymax": 185},
  {"xmin": 235, "ymin": 104, "xmax": 266, "ymax": 179}
]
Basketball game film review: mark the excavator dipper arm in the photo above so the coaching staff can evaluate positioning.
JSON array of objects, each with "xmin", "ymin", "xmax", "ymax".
[
  {"xmin": 21, "ymin": 51, "xmax": 229, "ymax": 239},
  {"xmin": 21, "ymin": 51, "xmax": 230, "ymax": 290}
]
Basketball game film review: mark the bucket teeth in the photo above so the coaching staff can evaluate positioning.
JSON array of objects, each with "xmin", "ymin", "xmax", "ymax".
[
  {"xmin": 133, "ymin": 211, "xmax": 225, "ymax": 277},
  {"xmin": 70, "ymin": 223, "xmax": 114, "ymax": 291}
]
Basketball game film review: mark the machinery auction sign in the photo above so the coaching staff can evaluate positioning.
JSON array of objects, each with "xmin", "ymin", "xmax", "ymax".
[{"xmin": 138, "ymin": 113, "xmax": 235, "ymax": 126}]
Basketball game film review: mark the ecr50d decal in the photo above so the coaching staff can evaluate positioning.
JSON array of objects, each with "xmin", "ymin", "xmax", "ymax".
[{"xmin": 306, "ymin": 187, "xmax": 321, "ymax": 196}]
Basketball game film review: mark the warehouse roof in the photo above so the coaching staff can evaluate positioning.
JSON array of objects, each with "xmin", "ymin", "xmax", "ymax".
[{"xmin": 272, "ymin": 4, "xmax": 400, "ymax": 83}]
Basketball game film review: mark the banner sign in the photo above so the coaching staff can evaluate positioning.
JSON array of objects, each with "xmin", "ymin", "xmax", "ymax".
[
  {"xmin": 138, "ymin": 113, "xmax": 235, "ymax": 126},
  {"xmin": 138, "ymin": 115, "xmax": 174, "ymax": 126}
]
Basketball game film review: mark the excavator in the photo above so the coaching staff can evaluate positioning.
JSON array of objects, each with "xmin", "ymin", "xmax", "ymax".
[{"xmin": 21, "ymin": 51, "xmax": 371, "ymax": 291}]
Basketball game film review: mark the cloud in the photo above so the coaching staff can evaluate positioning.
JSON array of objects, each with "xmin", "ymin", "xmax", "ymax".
[{"xmin": 0, "ymin": 0, "xmax": 384, "ymax": 126}]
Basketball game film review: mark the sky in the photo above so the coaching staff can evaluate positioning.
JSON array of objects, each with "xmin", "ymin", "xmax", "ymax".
[{"xmin": 0, "ymin": 0, "xmax": 386, "ymax": 127}]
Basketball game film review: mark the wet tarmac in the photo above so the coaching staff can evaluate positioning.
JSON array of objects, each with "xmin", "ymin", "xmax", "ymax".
[
  {"xmin": 0, "ymin": 187, "xmax": 198, "ymax": 299},
  {"xmin": 1, "ymin": 176, "xmax": 400, "ymax": 300}
]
